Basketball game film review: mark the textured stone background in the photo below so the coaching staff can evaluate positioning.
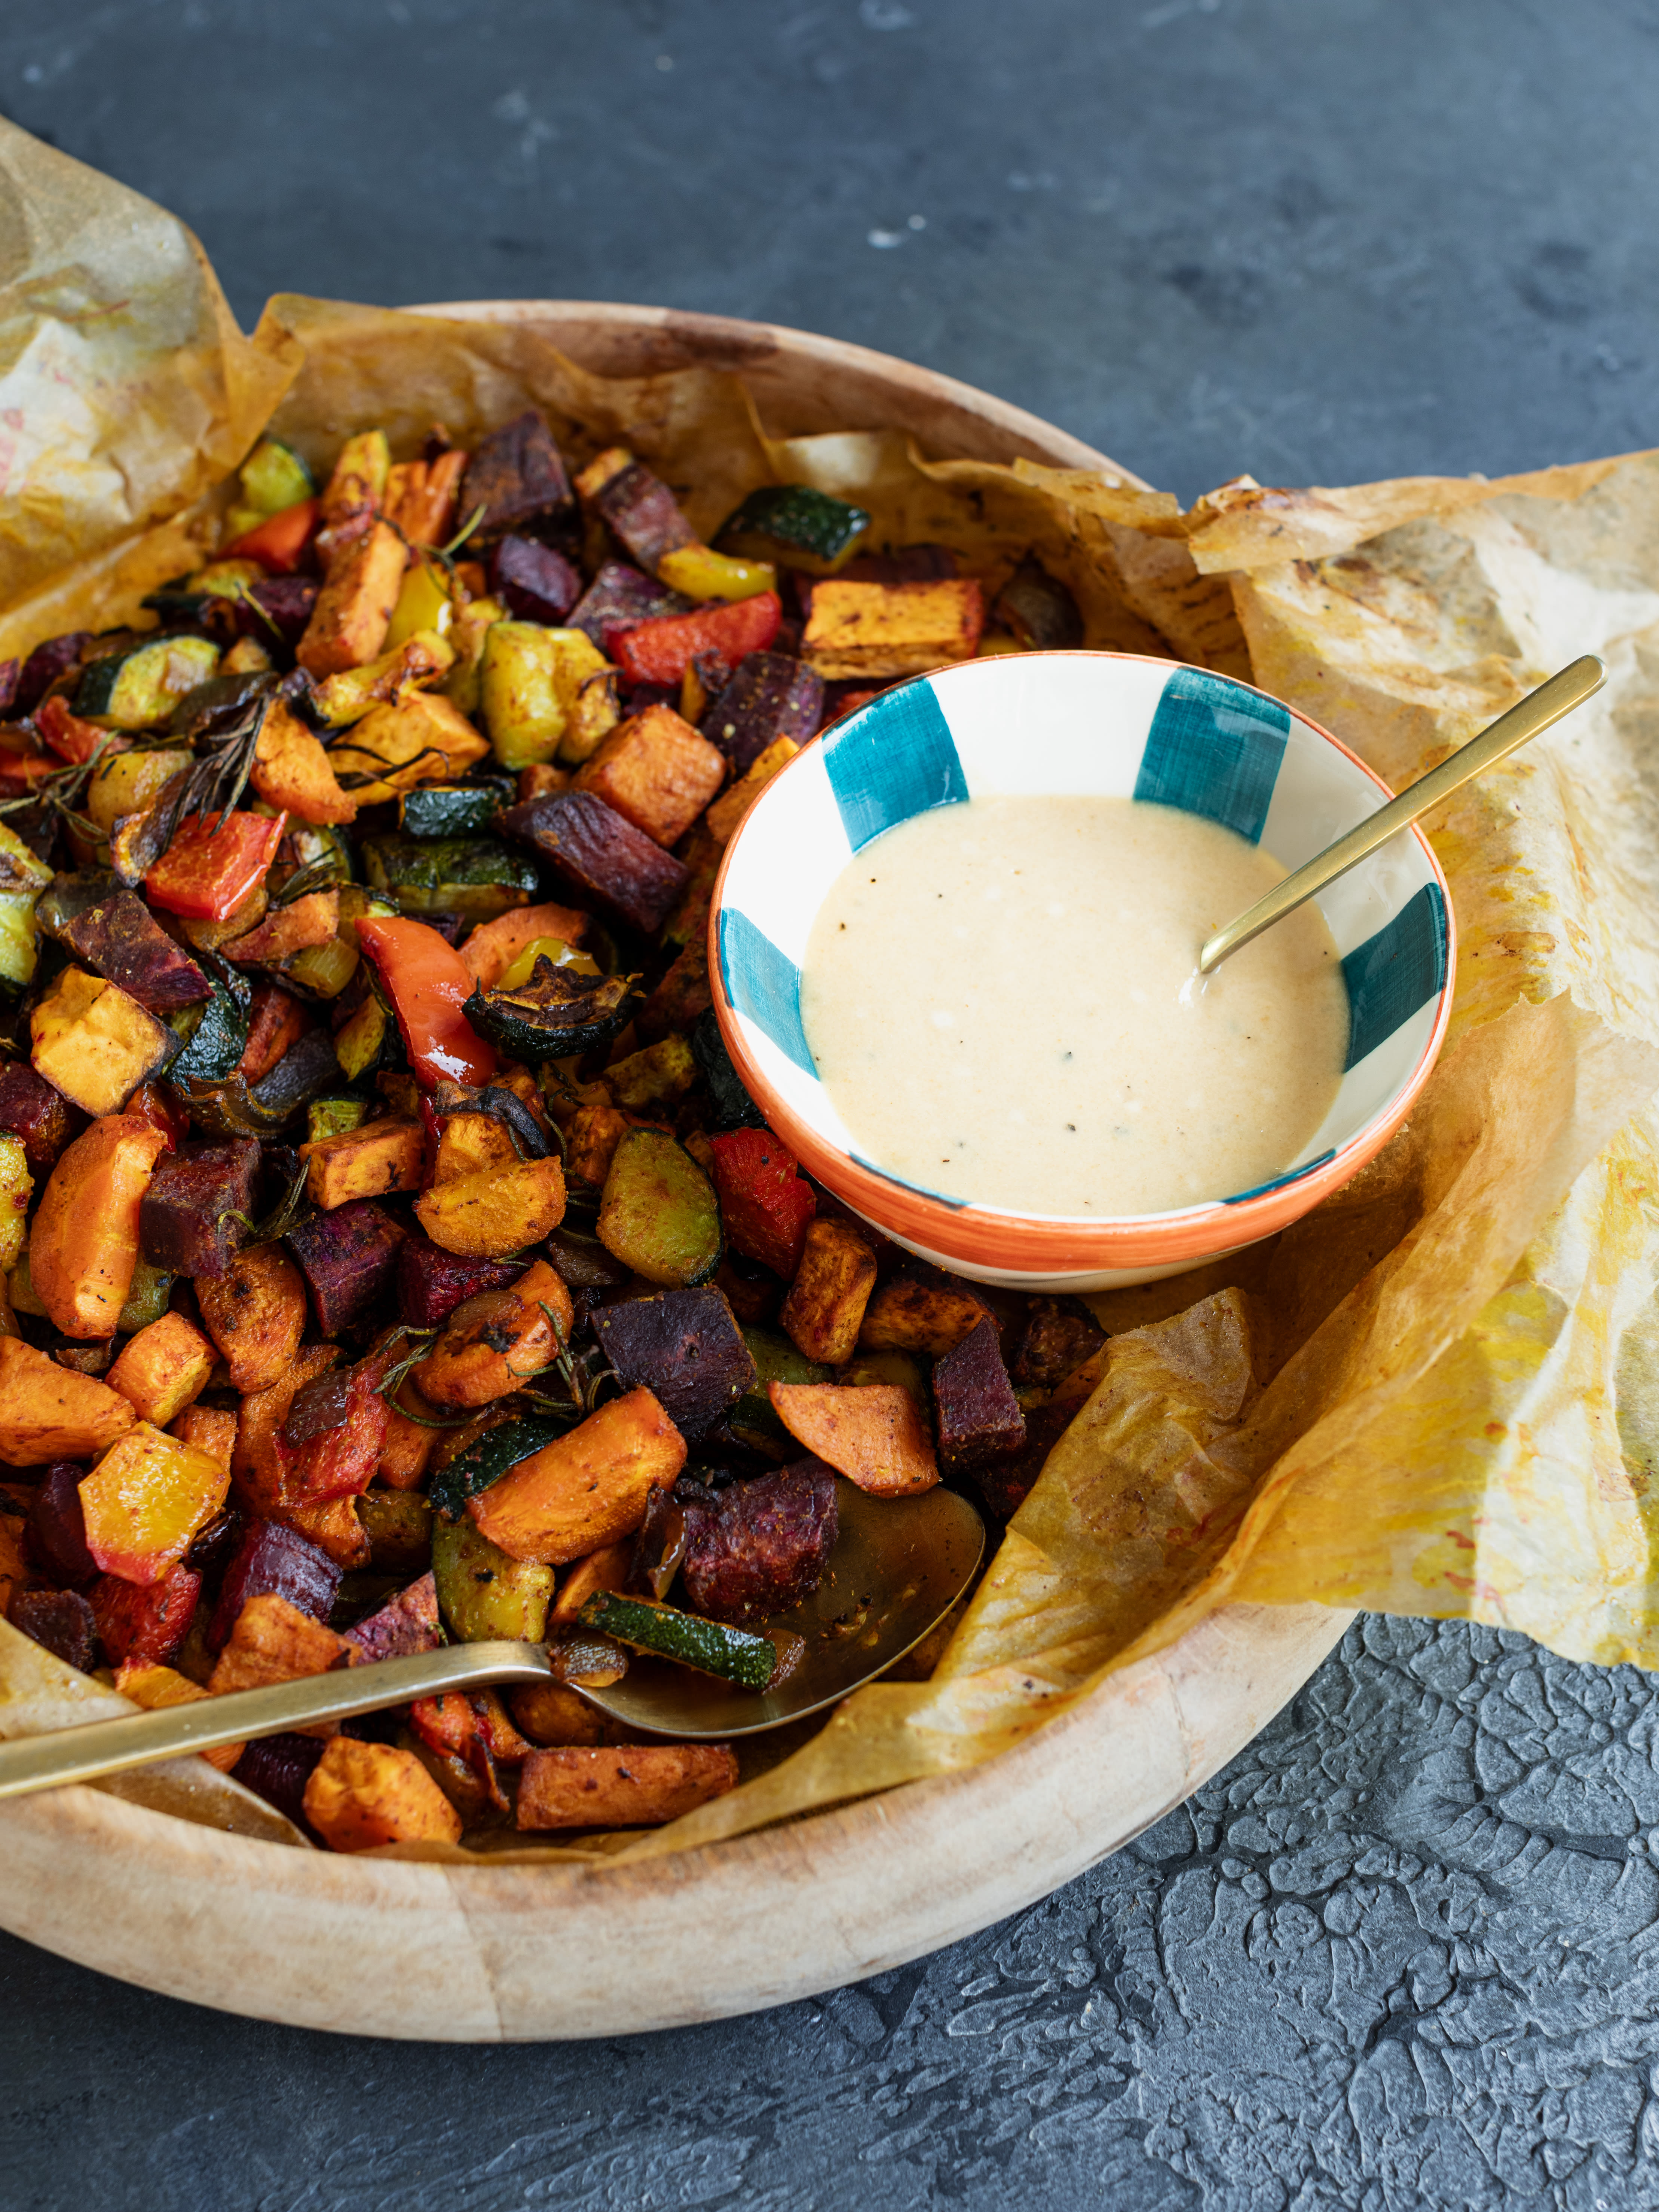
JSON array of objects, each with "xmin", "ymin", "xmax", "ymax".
[{"xmin": 5, "ymin": 4, "xmax": 1659, "ymax": 2208}]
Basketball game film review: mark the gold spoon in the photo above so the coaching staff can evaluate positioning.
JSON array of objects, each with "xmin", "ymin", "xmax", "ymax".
[
  {"xmin": 0, "ymin": 1481, "xmax": 984, "ymax": 1802},
  {"xmin": 1197, "ymin": 654, "xmax": 1607, "ymax": 975}
]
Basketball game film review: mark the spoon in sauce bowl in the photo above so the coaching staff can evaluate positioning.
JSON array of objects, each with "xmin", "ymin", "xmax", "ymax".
[
  {"xmin": 0, "ymin": 1483, "xmax": 985, "ymax": 1802},
  {"xmin": 1198, "ymin": 654, "xmax": 1607, "ymax": 975}
]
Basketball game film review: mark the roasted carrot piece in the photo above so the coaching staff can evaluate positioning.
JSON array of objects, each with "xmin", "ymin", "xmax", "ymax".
[
  {"xmin": 468, "ymin": 1387, "xmax": 685, "ymax": 1564},
  {"xmin": 196, "ymin": 1243, "xmax": 308, "ymax": 1393},
  {"xmin": 303, "ymin": 1735, "xmax": 463, "ymax": 1851},
  {"xmin": 296, "ymin": 520, "xmax": 407, "ymax": 677},
  {"xmin": 29, "ymin": 1114, "xmax": 169, "ymax": 1339},
  {"xmin": 0, "ymin": 1335, "xmax": 134, "ymax": 1465},
  {"xmin": 379, "ymin": 1394, "xmax": 441, "ymax": 1489},
  {"xmin": 283, "ymin": 1492, "xmax": 373, "ymax": 1571},
  {"xmin": 170, "ymin": 1402, "xmax": 238, "ymax": 1471},
  {"xmin": 768, "ymin": 1381, "xmax": 939, "ymax": 1496},
  {"xmin": 515, "ymin": 1744, "xmax": 738, "ymax": 1829},
  {"xmin": 548, "ymin": 1538, "xmax": 634, "ymax": 1625},
  {"xmin": 415, "ymin": 1259, "xmax": 573, "ymax": 1408},
  {"xmin": 779, "ymin": 1218, "xmax": 879, "ymax": 1366},
  {"xmin": 250, "ymin": 698, "xmax": 359, "ymax": 825},
  {"xmin": 106, "ymin": 1311, "xmax": 215, "ymax": 1427}
]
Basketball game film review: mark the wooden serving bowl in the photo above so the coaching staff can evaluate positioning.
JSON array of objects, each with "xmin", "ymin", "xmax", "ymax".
[{"xmin": 0, "ymin": 305, "xmax": 1352, "ymax": 2038}]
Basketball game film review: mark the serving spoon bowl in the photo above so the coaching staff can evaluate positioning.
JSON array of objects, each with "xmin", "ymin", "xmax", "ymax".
[{"xmin": 0, "ymin": 1481, "xmax": 985, "ymax": 1803}]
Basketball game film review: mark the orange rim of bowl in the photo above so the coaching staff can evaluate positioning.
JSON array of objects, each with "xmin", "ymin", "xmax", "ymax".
[{"xmin": 707, "ymin": 652, "xmax": 1457, "ymax": 1276}]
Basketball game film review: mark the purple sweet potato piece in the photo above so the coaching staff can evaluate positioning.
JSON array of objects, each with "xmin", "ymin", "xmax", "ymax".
[
  {"xmin": 500, "ymin": 790, "xmax": 688, "ymax": 935},
  {"xmin": 701, "ymin": 651, "xmax": 825, "ymax": 773},
  {"xmin": 991, "ymin": 552, "xmax": 1083, "ymax": 652},
  {"xmin": 231, "ymin": 1731, "xmax": 325, "ymax": 1833},
  {"xmin": 677, "ymin": 1458, "xmax": 838, "ymax": 1626},
  {"xmin": 207, "ymin": 1519, "xmax": 342, "ymax": 1651},
  {"xmin": 140, "ymin": 1141, "xmax": 261, "ymax": 1280},
  {"xmin": 343, "ymin": 1570, "xmax": 441, "ymax": 1662},
  {"xmin": 231, "ymin": 577, "xmax": 319, "ymax": 649},
  {"xmin": 28, "ymin": 1463, "xmax": 96, "ymax": 1585},
  {"xmin": 0, "ymin": 658, "xmax": 17, "ymax": 716},
  {"xmin": 932, "ymin": 1316, "xmax": 1026, "ymax": 1475},
  {"xmin": 285, "ymin": 1199, "xmax": 406, "ymax": 1335},
  {"xmin": 1010, "ymin": 1297, "xmax": 1106, "ymax": 1392},
  {"xmin": 587, "ymin": 461, "xmax": 698, "ymax": 572},
  {"xmin": 566, "ymin": 560, "xmax": 693, "ymax": 652},
  {"xmin": 61, "ymin": 887, "xmax": 212, "ymax": 1011},
  {"xmin": 591, "ymin": 1286, "xmax": 757, "ymax": 1441},
  {"xmin": 840, "ymin": 544, "xmax": 959, "ymax": 583},
  {"xmin": 16, "ymin": 632, "xmax": 91, "ymax": 716},
  {"xmin": 969, "ymin": 1400, "xmax": 1069, "ymax": 1522},
  {"xmin": 10, "ymin": 1588, "xmax": 98, "ymax": 1672},
  {"xmin": 0, "ymin": 1062, "xmax": 82, "ymax": 1176},
  {"xmin": 490, "ymin": 535, "xmax": 581, "ymax": 624},
  {"xmin": 460, "ymin": 409, "xmax": 574, "ymax": 539},
  {"xmin": 395, "ymin": 1231, "xmax": 521, "ymax": 1329}
]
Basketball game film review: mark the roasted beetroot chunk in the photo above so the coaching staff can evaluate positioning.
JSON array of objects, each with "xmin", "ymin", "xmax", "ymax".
[
  {"xmin": 230, "ymin": 577, "xmax": 319, "ymax": 649},
  {"xmin": 343, "ymin": 1571, "xmax": 441, "ymax": 1661},
  {"xmin": 15, "ymin": 631, "xmax": 91, "ymax": 716},
  {"xmin": 459, "ymin": 408, "xmax": 574, "ymax": 539},
  {"xmin": 932, "ymin": 1317, "xmax": 1027, "ymax": 1476},
  {"xmin": 587, "ymin": 461, "xmax": 697, "ymax": 572},
  {"xmin": 140, "ymin": 1140, "xmax": 261, "ymax": 1280},
  {"xmin": 286, "ymin": 1200, "xmax": 406, "ymax": 1335},
  {"xmin": 10, "ymin": 1588, "xmax": 98, "ymax": 1672},
  {"xmin": 90, "ymin": 1562, "xmax": 201, "ymax": 1667},
  {"xmin": 0, "ymin": 1062, "xmax": 82, "ymax": 1177},
  {"xmin": 232, "ymin": 1731, "xmax": 326, "ymax": 1833},
  {"xmin": 501, "ymin": 790, "xmax": 688, "ymax": 935},
  {"xmin": 677, "ymin": 1459, "xmax": 839, "ymax": 1626},
  {"xmin": 591, "ymin": 1287, "xmax": 757, "ymax": 1442},
  {"xmin": 1010, "ymin": 1297, "xmax": 1106, "ymax": 1392},
  {"xmin": 61, "ymin": 886, "xmax": 212, "ymax": 1012},
  {"xmin": 395, "ymin": 1231, "xmax": 521, "ymax": 1329},
  {"xmin": 702, "ymin": 652, "xmax": 824, "ymax": 772},
  {"xmin": 28, "ymin": 1462, "xmax": 97, "ymax": 1584},
  {"xmin": 490, "ymin": 535, "xmax": 581, "ymax": 624},
  {"xmin": 208, "ymin": 1519, "xmax": 342, "ymax": 1650},
  {"xmin": 969, "ymin": 1400, "xmax": 1069, "ymax": 1522},
  {"xmin": 566, "ymin": 560, "xmax": 692, "ymax": 653}
]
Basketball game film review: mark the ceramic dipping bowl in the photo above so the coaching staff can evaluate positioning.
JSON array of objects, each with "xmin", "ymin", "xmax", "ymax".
[{"xmin": 708, "ymin": 649, "xmax": 1456, "ymax": 1292}]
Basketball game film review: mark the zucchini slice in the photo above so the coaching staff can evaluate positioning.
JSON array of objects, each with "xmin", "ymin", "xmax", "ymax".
[
  {"xmin": 463, "ymin": 955, "xmax": 639, "ymax": 1063},
  {"xmin": 432, "ymin": 1514, "xmax": 553, "ymax": 1643},
  {"xmin": 428, "ymin": 1413, "xmax": 567, "ymax": 1522},
  {"xmin": 166, "ymin": 961, "xmax": 252, "ymax": 1082},
  {"xmin": 716, "ymin": 484, "xmax": 871, "ymax": 575},
  {"xmin": 362, "ymin": 833, "xmax": 539, "ymax": 920},
  {"xmin": 76, "ymin": 635, "xmax": 221, "ymax": 729},
  {"xmin": 577, "ymin": 1589, "xmax": 779, "ymax": 1689},
  {"xmin": 596, "ymin": 1129, "xmax": 722, "ymax": 1289},
  {"xmin": 398, "ymin": 780, "xmax": 513, "ymax": 839},
  {"xmin": 238, "ymin": 438, "xmax": 315, "ymax": 518}
]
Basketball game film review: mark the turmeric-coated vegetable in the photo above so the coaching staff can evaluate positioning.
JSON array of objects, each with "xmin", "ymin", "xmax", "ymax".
[
  {"xmin": 79, "ymin": 1421, "xmax": 231, "ymax": 1585},
  {"xmin": 414, "ymin": 1152, "xmax": 566, "ymax": 1258},
  {"xmin": 468, "ymin": 1387, "xmax": 686, "ymax": 1565},
  {"xmin": 209, "ymin": 1591, "xmax": 354, "ymax": 1698},
  {"xmin": 515, "ymin": 1743, "xmax": 738, "ymax": 1830},
  {"xmin": 114, "ymin": 1662, "xmax": 244, "ymax": 1771},
  {"xmin": 29, "ymin": 1115, "xmax": 169, "ymax": 1339},
  {"xmin": 106, "ymin": 1311, "xmax": 216, "ymax": 1427},
  {"xmin": 416, "ymin": 1259, "xmax": 573, "ymax": 1407},
  {"xmin": 0, "ymin": 1335, "xmax": 135, "ymax": 1465},
  {"xmin": 30, "ymin": 966, "xmax": 177, "ymax": 1117},
  {"xmin": 300, "ymin": 1118, "xmax": 426, "ymax": 1208},
  {"xmin": 303, "ymin": 1735, "xmax": 463, "ymax": 1851},
  {"xmin": 196, "ymin": 1242, "xmax": 308, "ymax": 1393}
]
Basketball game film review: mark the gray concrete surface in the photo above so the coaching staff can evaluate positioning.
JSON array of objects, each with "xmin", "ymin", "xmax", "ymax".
[{"xmin": 4, "ymin": 3, "xmax": 1659, "ymax": 2206}]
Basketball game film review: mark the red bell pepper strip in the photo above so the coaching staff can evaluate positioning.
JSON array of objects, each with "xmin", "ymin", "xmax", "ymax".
[
  {"xmin": 145, "ymin": 810, "xmax": 287, "ymax": 922},
  {"xmin": 34, "ymin": 693, "xmax": 122, "ymax": 766},
  {"xmin": 612, "ymin": 591, "xmax": 780, "ymax": 689},
  {"xmin": 707, "ymin": 1126, "xmax": 817, "ymax": 1278},
  {"xmin": 288, "ymin": 1358, "xmax": 392, "ymax": 1504},
  {"xmin": 223, "ymin": 497, "xmax": 321, "ymax": 574},
  {"xmin": 356, "ymin": 914, "xmax": 498, "ymax": 1088}
]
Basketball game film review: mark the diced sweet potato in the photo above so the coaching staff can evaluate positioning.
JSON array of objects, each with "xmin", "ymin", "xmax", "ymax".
[
  {"xmin": 296, "ymin": 520, "xmax": 407, "ymax": 677},
  {"xmin": 416, "ymin": 1259, "xmax": 573, "ymax": 1407},
  {"xmin": 304, "ymin": 1735, "xmax": 464, "ymax": 1851},
  {"xmin": 343, "ymin": 1569, "xmax": 441, "ymax": 1661},
  {"xmin": 506, "ymin": 1681, "xmax": 613, "ymax": 1746},
  {"xmin": 282, "ymin": 1491, "xmax": 373, "ymax": 1570},
  {"xmin": 431, "ymin": 1112, "xmax": 518, "ymax": 1183},
  {"xmin": 250, "ymin": 697, "xmax": 359, "ymax": 825},
  {"xmin": 0, "ymin": 1340, "xmax": 133, "ymax": 1467},
  {"xmin": 114, "ymin": 1660, "xmax": 244, "ymax": 1770},
  {"xmin": 931, "ymin": 1316, "xmax": 1026, "ymax": 1474},
  {"xmin": 90, "ymin": 1559, "xmax": 200, "ymax": 1667},
  {"xmin": 79, "ymin": 1421, "xmax": 231, "ymax": 1584},
  {"xmin": 779, "ymin": 1218, "xmax": 878, "ymax": 1366},
  {"xmin": 0, "ymin": 1062, "xmax": 80, "ymax": 1177},
  {"xmin": 170, "ymin": 1403, "xmax": 237, "ymax": 1471},
  {"xmin": 222, "ymin": 891, "xmax": 340, "ymax": 968},
  {"xmin": 196, "ymin": 1241, "xmax": 308, "ymax": 1390},
  {"xmin": 232, "ymin": 1342, "xmax": 342, "ymax": 1514},
  {"xmin": 30, "ymin": 1114, "xmax": 169, "ymax": 1338},
  {"xmin": 106, "ymin": 1311, "xmax": 215, "ymax": 1427},
  {"xmin": 802, "ymin": 578, "xmax": 985, "ymax": 678},
  {"xmin": 703, "ymin": 735, "xmax": 800, "ymax": 846},
  {"xmin": 572, "ymin": 704, "xmax": 726, "ymax": 848},
  {"xmin": 379, "ymin": 1397, "xmax": 440, "ymax": 1488},
  {"xmin": 460, "ymin": 409, "xmax": 573, "ymax": 539},
  {"xmin": 414, "ymin": 1153, "xmax": 566, "ymax": 1259},
  {"xmin": 0, "ymin": 1509, "xmax": 25, "ymax": 1617},
  {"xmin": 469, "ymin": 1387, "xmax": 686, "ymax": 1565},
  {"xmin": 702, "ymin": 652, "xmax": 823, "ymax": 772},
  {"xmin": 301, "ymin": 1118, "xmax": 426, "ymax": 1208},
  {"xmin": 140, "ymin": 1140, "xmax": 261, "ymax": 1281},
  {"xmin": 59, "ymin": 888, "xmax": 212, "ymax": 1012},
  {"xmin": 515, "ymin": 1743, "xmax": 737, "ymax": 1830},
  {"xmin": 384, "ymin": 448, "xmax": 467, "ymax": 545},
  {"xmin": 500, "ymin": 791, "xmax": 689, "ymax": 935},
  {"xmin": 858, "ymin": 1271, "xmax": 989, "ymax": 1357},
  {"xmin": 27, "ymin": 1461, "xmax": 97, "ymax": 1581},
  {"xmin": 327, "ymin": 688, "xmax": 490, "ymax": 804},
  {"xmin": 30, "ymin": 966, "xmax": 177, "ymax": 1118},
  {"xmin": 207, "ymin": 1517, "xmax": 342, "ymax": 1649},
  {"xmin": 590, "ymin": 1287, "xmax": 756, "ymax": 1441},
  {"xmin": 209, "ymin": 1590, "xmax": 353, "ymax": 1697},
  {"xmin": 459, "ymin": 899, "xmax": 590, "ymax": 990},
  {"xmin": 768, "ymin": 1382, "xmax": 939, "ymax": 1496},
  {"xmin": 10, "ymin": 1588, "xmax": 97, "ymax": 1672},
  {"xmin": 604, "ymin": 1035, "xmax": 698, "ymax": 1113},
  {"xmin": 394, "ymin": 1231, "xmax": 521, "ymax": 1329},
  {"xmin": 548, "ymin": 1538, "xmax": 634, "ymax": 1626},
  {"xmin": 564, "ymin": 1102, "xmax": 629, "ymax": 1191},
  {"xmin": 286, "ymin": 1200, "xmax": 406, "ymax": 1334}
]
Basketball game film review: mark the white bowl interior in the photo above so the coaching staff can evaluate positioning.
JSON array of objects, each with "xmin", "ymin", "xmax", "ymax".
[{"xmin": 717, "ymin": 652, "xmax": 1448, "ymax": 1227}]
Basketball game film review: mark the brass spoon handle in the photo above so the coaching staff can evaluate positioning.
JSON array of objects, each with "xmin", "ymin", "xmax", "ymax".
[
  {"xmin": 1197, "ymin": 654, "xmax": 1608, "ymax": 975},
  {"xmin": 0, "ymin": 1642, "xmax": 552, "ymax": 1803}
]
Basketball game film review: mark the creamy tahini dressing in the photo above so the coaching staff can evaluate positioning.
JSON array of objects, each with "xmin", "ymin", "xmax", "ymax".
[{"xmin": 799, "ymin": 795, "xmax": 1348, "ymax": 1217}]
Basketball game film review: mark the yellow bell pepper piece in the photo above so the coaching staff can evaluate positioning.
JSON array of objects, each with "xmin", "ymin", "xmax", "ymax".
[
  {"xmin": 385, "ymin": 558, "xmax": 457, "ymax": 652},
  {"xmin": 496, "ymin": 937, "xmax": 602, "ymax": 992},
  {"xmin": 655, "ymin": 544, "xmax": 777, "ymax": 602}
]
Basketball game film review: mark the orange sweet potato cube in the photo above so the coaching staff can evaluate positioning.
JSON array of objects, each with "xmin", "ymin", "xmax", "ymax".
[
  {"xmin": 768, "ymin": 1381, "xmax": 939, "ymax": 1496},
  {"xmin": 284, "ymin": 1492, "xmax": 373, "ymax": 1571},
  {"xmin": 548, "ymin": 1538, "xmax": 634, "ymax": 1626},
  {"xmin": 301, "ymin": 1118, "xmax": 426, "ymax": 1208},
  {"xmin": 572, "ymin": 704, "xmax": 726, "ymax": 848},
  {"xmin": 297, "ymin": 520, "xmax": 407, "ymax": 677},
  {"xmin": 196, "ymin": 1243, "xmax": 308, "ymax": 1393},
  {"xmin": 414, "ymin": 1153, "xmax": 566, "ymax": 1257},
  {"xmin": 468, "ymin": 1387, "xmax": 685, "ymax": 1565},
  {"xmin": 515, "ymin": 1744, "xmax": 738, "ymax": 1829},
  {"xmin": 379, "ymin": 1397, "xmax": 440, "ymax": 1489},
  {"xmin": 114, "ymin": 1661, "xmax": 243, "ymax": 1770},
  {"xmin": 779, "ymin": 1218, "xmax": 879, "ymax": 1366},
  {"xmin": 564, "ymin": 1103, "xmax": 629, "ymax": 1190},
  {"xmin": 250, "ymin": 698, "xmax": 359, "ymax": 825},
  {"xmin": 208, "ymin": 1590, "xmax": 354, "ymax": 1697},
  {"xmin": 0, "ymin": 1335, "xmax": 134, "ymax": 1465},
  {"xmin": 303, "ymin": 1735, "xmax": 464, "ymax": 1851},
  {"xmin": 170, "ymin": 1402, "xmax": 238, "ymax": 1471},
  {"xmin": 79, "ymin": 1421, "xmax": 232, "ymax": 1584},
  {"xmin": 431, "ymin": 1113, "xmax": 518, "ymax": 1185},
  {"xmin": 703, "ymin": 735, "xmax": 799, "ymax": 846},
  {"xmin": 857, "ymin": 1274, "xmax": 989, "ymax": 1357},
  {"xmin": 107, "ymin": 1311, "xmax": 216, "ymax": 1427},
  {"xmin": 802, "ymin": 578, "xmax": 985, "ymax": 679}
]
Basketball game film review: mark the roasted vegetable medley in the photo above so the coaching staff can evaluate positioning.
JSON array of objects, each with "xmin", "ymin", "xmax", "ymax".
[{"xmin": 0, "ymin": 409, "xmax": 1100, "ymax": 1850}]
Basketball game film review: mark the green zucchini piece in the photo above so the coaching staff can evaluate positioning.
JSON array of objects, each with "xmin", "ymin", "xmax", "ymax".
[
  {"xmin": 333, "ymin": 991, "xmax": 390, "ymax": 1081},
  {"xmin": 362, "ymin": 833, "xmax": 539, "ymax": 920},
  {"xmin": 432, "ymin": 1514, "xmax": 554, "ymax": 1643},
  {"xmin": 578, "ymin": 1589, "xmax": 778, "ymax": 1689},
  {"xmin": 597, "ymin": 1129, "xmax": 722, "ymax": 1289},
  {"xmin": 715, "ymin": 484, "xmax": 871, "ymax": 574},
  {"xmin": 354, "ymin": 1489, "xmax": 434, "ymax": 1576},
  {"xmin": 730, "ymin": 1326, "xmax": 831, "ymax": 1451},
  {"xmin": 76, "ymin": 635, "xmax": 221, "ymax": 729},
  {"xmin": 306, "ymin": 1095, "xmax": 370, "ymax": 1145},
  {"xmin": 463, "ymin": 958, "xmax": 639, "ymax": 1064},
  {"xmin": 428, "ymin": 1414, "xmax": 566, "ymax": 1523},
  {"xmin": 166, "ymin": 961, "xmax": 252, "ymax": 1082},
  {"xmin": 399, "ymin": 780, "xmax": 513, "ymax": 839},
  {"xmin": 117, "ymin": 1260, "xmax": 174, "ymax": 1335},
  {"xmin": 239, "ymin": 438, "xmax": 315, "ymax": 517}
]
